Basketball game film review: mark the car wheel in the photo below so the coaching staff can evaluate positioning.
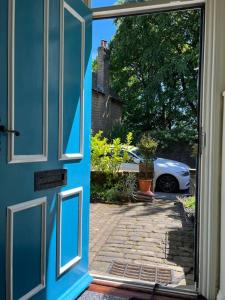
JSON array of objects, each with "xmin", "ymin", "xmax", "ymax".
[{"xmin": 156, "ymin": 174, "xmax": 179, "ymax": 193}]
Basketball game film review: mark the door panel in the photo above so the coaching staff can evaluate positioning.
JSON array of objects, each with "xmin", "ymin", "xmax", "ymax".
[
  {"xmin": 7, "ymin": 198, "xmax": 46, "ymax": 300},
  {"xmin": 0, "ymin": 0, "xmax": 92, "ymax": 298},
  {"xmin": 8, "ymin": 0, "xmax": 48, "ymax": 163},
  {"xmin": 59, "ymin": 2, "xmax": 85, "ymax": 160},
  {"xmin": 63, "ymin": 9, "xmax": 82, "ymax": 156},
  {"xmin": 57, "ymin": 188, "xmax": 82, "ymax": 277}
]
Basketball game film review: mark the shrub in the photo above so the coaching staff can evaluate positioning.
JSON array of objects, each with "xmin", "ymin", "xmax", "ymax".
[
  {"xmin": 91, "ymin": 173, "xmax": 137, "ymax": 203},
  {"xmin": 104, "ymin": 185, "xmax": 121, "ymax": 202},
  {"xmin": 137, "ymin": 134, "xmax": 158, "ymax": 179},
  {"xmin": 91, "ymin": 130, "xmax": 133, "ymax": 176},
  {"xmin": 120, "ymin": 173, "xmax": 137, "ymax": 200},
  {"xmin": 183, "ymin": 196, "xmax": 195, "ymax": 210},
  {"xmin": 91, "ymin": 131, "xmax": 135, "ymax": 203}
]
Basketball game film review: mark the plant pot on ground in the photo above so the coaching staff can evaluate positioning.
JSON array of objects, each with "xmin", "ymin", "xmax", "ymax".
[{"xmin": 137, "ymin": 134, "xmax": 158, "ymax": 193}]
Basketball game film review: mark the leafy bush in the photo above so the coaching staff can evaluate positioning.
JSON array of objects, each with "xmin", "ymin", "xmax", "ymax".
[
  {"xmin": 91, "ymin": 130, "xmax": 133, "ymax": 176},
  {"xmin": 91, "ymin": 173, "xmax": 137, "ymax": 203},
  {"xmin": 138, "ymin": 134, "xmax": 158, "ymax": 160},
  {"xmin": 107, "ymin": 122, "xmax": 139, "ymax": 144},
  {"xmin": 120, "ymin": 173, "xmax": 137, "ymax": 200},
  {"xmin": 104, "ymin": 185, "xmax": 121, "ymax": 202},
  {"xmin": 184, "ymin": 196, "xmax": 195, "ymax": 209},
  {"xmin": 91, "ymin": 131, "xmax": 136, "ymax": 203},
  {"xmin": 138, "ymin": 134, "xmax": 158, "ymax": 179}
]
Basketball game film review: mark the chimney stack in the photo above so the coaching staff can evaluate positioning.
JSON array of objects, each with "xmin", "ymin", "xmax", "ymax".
[
  {"xmin": 96, "ymin": 40, "xmax": 109, "ymax": 94},
  {"xmin": 101, "ymin": 40, "xmax": 107, "ymax": 49}
]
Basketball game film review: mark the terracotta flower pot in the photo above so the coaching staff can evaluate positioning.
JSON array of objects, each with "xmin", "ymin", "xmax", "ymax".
[{"xmin": 138, "ymin": 179, "xmax": 153, "ymax": 193}]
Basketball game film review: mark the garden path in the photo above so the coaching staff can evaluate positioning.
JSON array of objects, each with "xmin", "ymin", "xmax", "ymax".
[{"xmin": 89, "ymin": 195, "xmax": 194, "ymax": 289}]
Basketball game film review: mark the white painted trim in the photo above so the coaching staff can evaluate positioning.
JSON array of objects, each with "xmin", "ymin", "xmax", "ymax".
[
  {"xmin": 57, "ymin": 187, "xmax": 83, "ymax": 277},
  {"xmin": 217, "ymin": 91, "xmax": 225, "ymax": 300},
  {"xmin": 92, "ymin": 0, "xmax": 205, "ymax": 19},
  {"xmin": 8, "ymin": 0, "xmax": 49, "ymax": 164},
  {"xmin": 8, "ymin": 155, "xmax": 48, "ymax": 164},
  {"xmin": 58, "ymin": 1, "xmax": 85, "ymax": 161},
  {"xmin": 217, "ymin": 290, "xmax": 225, "ymax": 300},
  {"xmin": 6, "ymin": 197, "xmax": 47, "ymax": 300},
  {"xmin": 198, "ymin": 1, "xmax": 225, "ymax": 299},
  {"xmin": 64, "ymin": 2, "xmax": 85, "ymax": 22}
]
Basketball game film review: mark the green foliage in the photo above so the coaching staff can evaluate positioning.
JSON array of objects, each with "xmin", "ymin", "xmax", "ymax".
[
  {"xmin": 91, "ymin": 131, "xmax": 135, "ymax": 202},
  {"xmin": 138, "ymin": 134, "xmax": 158, "ymax": 179},
  {"xmin": 91, "ymin": 173, "xmax": 136, "ymax": 203},
  {"xmin": 109, "ymin": 9, "xmax": 201, "ymax": 146},
  {"xmin": 120, "ymin": 173, "xmax": 137, "ymax": 199},
  {"xmin": 104, "ymin": 185, "xmax": 121, "ymax": 202},
  {"xmin": 108, "ymin": 122, "xmax": 140, "ymax": 144},
  {"xmin": 138, "ymin": 134, "xmax": 158, "ymax": 161},
  {"xmin": 148, "ymin": 128, "xmax": 198, "ymax": 150},
  {"xmin": 184, "ymin": 196, "xmax": 196, "ymax": 209},
  {"xmin": 191, "ymin": 143, "xmax": 198, "ymax": 157},
  {"xmin": 92, "ymin": 58, "xmax": 98, "ymax": 72},
  {"xmin": 91, "ymin": 130, "xmax": 133, "ymax": 176},
  {"xmin": 91, "ymin": 182, "xmax": 105, "ymax": 201}
]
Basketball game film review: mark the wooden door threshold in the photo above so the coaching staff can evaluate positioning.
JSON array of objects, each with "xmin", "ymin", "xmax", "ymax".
[{"xmin": 87, "ymin": 283, "xmax": 199, "ymax": 300}]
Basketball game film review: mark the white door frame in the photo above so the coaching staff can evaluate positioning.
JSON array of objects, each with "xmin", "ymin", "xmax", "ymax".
[
  {"xmin": 218, "ymin": 92, "xmax": 225, "ymax": 300},
  {"xmin": 199, "ymin": 1, "xmax": 225, "ymax": 299},
  {"xmin": 85, "ymin": 1, "xmax": 225, "ymax": 299}
]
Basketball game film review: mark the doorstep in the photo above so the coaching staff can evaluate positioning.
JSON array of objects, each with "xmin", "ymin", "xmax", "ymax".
[{"xmin": 78, "ymin": 283, "xmax": 199, "ymax": 300}]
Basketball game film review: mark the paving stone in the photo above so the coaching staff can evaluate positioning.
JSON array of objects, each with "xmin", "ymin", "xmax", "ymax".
[
  {"xmin": 89, "ymin": 200, "xmax": 195, "ymax": 289},
  {"xmin": 124, "ymin": 253, "xmax": 141, "ymax": 260},
  {"xmin": 98, "ymin": 251, "xmax": 124, "ymax": 258}
]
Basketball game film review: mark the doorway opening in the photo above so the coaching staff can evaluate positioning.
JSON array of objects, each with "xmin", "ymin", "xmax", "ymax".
[{"xmin": 89, "ymin": 5, "xmax": 203, "ymax": 293}]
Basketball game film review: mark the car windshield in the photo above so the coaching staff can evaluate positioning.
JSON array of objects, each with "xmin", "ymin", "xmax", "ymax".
[{"xmin": 132, "ymin": 149, "xmax": 142, "ymax": 158}]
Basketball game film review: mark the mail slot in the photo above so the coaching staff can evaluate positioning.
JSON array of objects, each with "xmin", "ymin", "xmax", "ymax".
[{"xmin": 34, "ymin": 169, "xmax": 67, "ymax": 191}]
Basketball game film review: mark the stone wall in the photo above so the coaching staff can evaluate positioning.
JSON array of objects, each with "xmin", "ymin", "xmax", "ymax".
[
  {"xmin": 92, "ymin": 40, "xmax": 122, "ymax": 135},
  {"xmin": 92, "ymin": 90, "xmax": 122, "ymax": 135}
]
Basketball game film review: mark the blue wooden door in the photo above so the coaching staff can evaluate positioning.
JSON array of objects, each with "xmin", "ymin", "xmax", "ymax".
[{"xmin": 0, "ymin": 0, "xmax": 92, "ymax": 298}]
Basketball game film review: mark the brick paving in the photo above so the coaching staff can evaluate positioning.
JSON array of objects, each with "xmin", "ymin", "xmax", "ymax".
[{"xmin": 89, "ymin": 198, "xmax": 195, "ymax": 289}]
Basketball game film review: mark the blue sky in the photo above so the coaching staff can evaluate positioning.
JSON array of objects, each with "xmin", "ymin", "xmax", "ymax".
[
  {"xmin": 92, "ymin": 0, "xmax": 117, "ymax": 58},
  {"xmin": 92, "ymin": 0, "xmax": 117, "ymax": 8},
  {"xmin": 92, "ymin": 19, "xmax": 116, "ymax": 58}
]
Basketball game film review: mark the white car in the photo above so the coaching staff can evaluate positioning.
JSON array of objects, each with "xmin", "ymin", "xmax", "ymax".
[{"xmin": 126, "ymin": 147, "xmax": 190, "ymax": 193}]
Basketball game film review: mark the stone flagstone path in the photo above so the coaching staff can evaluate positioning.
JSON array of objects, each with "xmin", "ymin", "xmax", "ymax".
[{"xmin": 89, "ymin": 198, "xmax": 195, "ymax": 289}]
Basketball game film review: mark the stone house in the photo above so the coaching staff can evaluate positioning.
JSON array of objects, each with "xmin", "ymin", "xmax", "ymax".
[{"xmin": 92, "ymin": 40, "xmax": 122, "ymax": 135}]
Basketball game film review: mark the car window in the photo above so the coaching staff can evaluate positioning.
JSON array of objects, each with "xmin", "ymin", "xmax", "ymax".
[{"xmin": 132, "ymin": 149, "xmax": 142, "ymax": 157}]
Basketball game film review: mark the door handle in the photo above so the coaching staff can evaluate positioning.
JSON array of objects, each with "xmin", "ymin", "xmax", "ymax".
[{"xmin": 0, "ymin": 125, "xmax": 20, "ymax": 136}]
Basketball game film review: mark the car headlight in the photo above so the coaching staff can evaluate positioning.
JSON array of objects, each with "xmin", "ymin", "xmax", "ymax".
[{"xmin": 180, "ymin": 171, "xmax": 190, "ymax": 177}]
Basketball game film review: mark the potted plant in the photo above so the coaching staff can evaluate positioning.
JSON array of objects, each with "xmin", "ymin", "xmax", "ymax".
[{"xmin": 137, "ymin": 134, "xmax": 158, "ymax": 193}]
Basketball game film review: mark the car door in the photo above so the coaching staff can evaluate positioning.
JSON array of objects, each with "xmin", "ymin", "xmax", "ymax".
[{"xmin": 0, "ymin": 0, "xmax": 92, "ymax": 298}]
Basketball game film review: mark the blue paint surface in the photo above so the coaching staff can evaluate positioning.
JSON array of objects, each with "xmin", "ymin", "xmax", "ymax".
[
  {"xmin": 13, "ymin": 206, "xmax": 42, "ymax": 299},
  {"xmin": 14, "ymin": 0, "xmax": 44, "ymax": 155},
  {"xmin": 0, "ymin": 0, "xmax": 92, "ymax": 298},
  {"xmin": 63, "ymin": 10, "xmax": 82, "ymax": 155},
  {"xmin": 61, "ymin": 194, "xmax": 79, "ymax": 267}
]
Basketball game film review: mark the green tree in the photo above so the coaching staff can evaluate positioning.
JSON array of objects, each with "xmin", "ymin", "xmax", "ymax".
[
  {"xmin": 92, "ymin": 58, "xmax": 98, "ymax": 72},
  {"xmin": 109, "ymin": 9, "xmax": 201, "ymax": 146}
]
